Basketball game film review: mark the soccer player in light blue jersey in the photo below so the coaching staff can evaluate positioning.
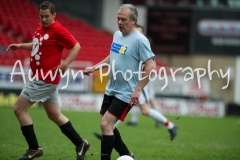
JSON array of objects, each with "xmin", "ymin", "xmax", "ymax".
[
  {"xmin": 84, "ymin": 4, "xmax": 155, "ymax": 160},
  {"xmin": 93, "ymin": 24, "xmax": 178, "ymax": 143}
]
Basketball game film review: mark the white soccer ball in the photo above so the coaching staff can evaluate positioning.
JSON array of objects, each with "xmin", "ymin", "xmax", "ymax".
[{"xmin": 116, "ymin": 155, "xmax": 134, "ymax": 160}]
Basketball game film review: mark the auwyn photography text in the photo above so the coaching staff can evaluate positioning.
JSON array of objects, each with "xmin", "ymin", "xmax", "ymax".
[{"xmin": 10, "ymin": 59, "xmax": 230, "ymax": 90}]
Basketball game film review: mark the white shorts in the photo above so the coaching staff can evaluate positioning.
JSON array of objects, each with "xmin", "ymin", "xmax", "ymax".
[{"xmin": 21, "ymin": 79, "xmax": 59, "ymax": 104}]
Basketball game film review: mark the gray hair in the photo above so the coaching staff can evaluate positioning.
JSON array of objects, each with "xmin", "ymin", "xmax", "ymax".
[{"xmin": 119, "ymin": 4, "xmax": 138, "ymax": 24}]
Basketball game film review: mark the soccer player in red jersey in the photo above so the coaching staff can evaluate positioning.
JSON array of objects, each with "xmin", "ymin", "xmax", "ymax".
[{"xmin": 6, "ymin": 1, "xmax": 90, "ymax": 160}]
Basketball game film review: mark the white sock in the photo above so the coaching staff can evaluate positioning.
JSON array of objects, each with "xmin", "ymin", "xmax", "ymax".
[
  {"xmin": 149, "ymin": 109, "xmax": 174, "ymax": 129},
  {"xmin": 130, "ymin": 107, "xmax": 141, "ymax": 123},
  {"xmin": 114, "ymin": 120, "xmax": 121, "ymax": 127}
]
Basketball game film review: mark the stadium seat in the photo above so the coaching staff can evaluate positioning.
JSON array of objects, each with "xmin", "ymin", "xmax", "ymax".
[{"xmin": 0, "ymin": 0, "xmax": 112, "ymax": 66}]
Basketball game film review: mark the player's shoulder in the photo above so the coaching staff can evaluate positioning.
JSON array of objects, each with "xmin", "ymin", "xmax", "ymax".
[
  {"xmin": 114, "ymin": 31, "xmax": 121, "ymax": 36},
  {"xmin": 36, "ymin": 22, "xmax": 42, "ymax": 29},
  {"xmin": 112, "ymin": 31, "xmax": 122, "ymax": 40},
  {"xmin": 53, "ymin": 21, "xmax": 65, "ymax": 29},
  {"xmin": 136, "ymin": 32, "xmax": 149, "ymax": 44},
  {"xmin": 136, "ymin": 31, "xmax": 148, "ymax": 39},
  {"xmin": 52, "ymin": 21, "xmax": 71, "ymax": 35}
]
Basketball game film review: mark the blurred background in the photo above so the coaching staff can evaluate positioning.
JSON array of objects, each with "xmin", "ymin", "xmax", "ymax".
[{"xmin": 0, "ymin": 0, "xmax": 240, "ymax": 117}]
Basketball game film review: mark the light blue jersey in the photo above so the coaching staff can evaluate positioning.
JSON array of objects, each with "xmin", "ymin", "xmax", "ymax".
[{"xmin": 105, "ymin": 30, "xmax": 155, "ymax": 103}]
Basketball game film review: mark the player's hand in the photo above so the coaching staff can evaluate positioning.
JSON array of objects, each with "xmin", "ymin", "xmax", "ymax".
[
  {"xmin": 6, "ymin": 44, "xmax": 20, "ymax": 52},
  {"xmin": 83, "ymin": 66, "xmax": 95, "ymax": 76},
  {"xmin": 56, "ymin": 63, "xmax": 68, "ymax": 74},
  {"xmin": 130, "ymin": 89, "xmax": 141, "ymax": 106}
]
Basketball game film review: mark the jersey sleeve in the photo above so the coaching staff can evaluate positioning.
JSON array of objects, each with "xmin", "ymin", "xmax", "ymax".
[
  {"xmin": 57, "ymin": 26, "xmax": 77, "ymax": 50},
  {"xmin": 138, "ymin": 38, "xmax": 155, "ymax": 63}
]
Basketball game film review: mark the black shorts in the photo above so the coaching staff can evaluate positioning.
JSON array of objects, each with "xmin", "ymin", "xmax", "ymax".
[{"xmin": 100, "ymin": 94, "xmax": 132, "ymax": 122}]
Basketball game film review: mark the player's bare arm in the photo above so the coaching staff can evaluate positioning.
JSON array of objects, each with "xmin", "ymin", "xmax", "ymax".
[
  {"xmin": 130, "ymin": 58, "xmax": 155, "ymax": 105},
  {"xmin": 58, "ymin": 42, "xmax": 80, "ymax": 74},
  {"xmin": 6, "ymin": 43, "xmax": 33, "ymax": 52},
  {"xmin": 83, "ymin": 55, "xmax": 110, "ymax": 75}
]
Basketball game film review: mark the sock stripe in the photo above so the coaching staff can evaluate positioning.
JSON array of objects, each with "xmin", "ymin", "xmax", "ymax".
[{"xmin": 165, "ymin": 120, "xmax": 169, "ymax": 126}]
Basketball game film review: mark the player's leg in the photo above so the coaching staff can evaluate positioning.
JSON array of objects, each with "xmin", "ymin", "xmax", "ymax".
[
  {"xmin": 149, "ymin": 99, "xmax": 158, "ymax": 109},
  {"xmin": 149, "ymin": 98, "xmax": 163, "ymax": 127},
  {"xmin": 139, "ymin": 103, "xmax": 169, "ymax": 127},
  {"xmin": 139, "ymin": 103, "xmax": 177, "ymax": 140},
  {"xmin": 42, "ymin": 90, "xmax": 90, "ymax": 160},
  {"xmin": 100, "ymin": 111, "xmax": 118, "ymax": 160},
  {"xmin": 148, "ymin": 82, "xmax": 163, "ymax": 127},
  {"xmin": 100, "ymin": 95, "xmax": 133, "ymax": 160},
  {"xmin": 94, "ymin": 120, "xmax": 121, "ymax": 140},
  {"xmin": 141, "ymin": 102, "xmax": 169, "ymax": 125},
  {"xmin": 15, "ymin": 82, "xmax": 43, "ymax": 160},
  {"xmin": 113, "ymin": 127, "xmax": 134, "ymax": 158},
  {"xmin": 14, "ymin": 95, "xmax": 34, "ymax": 126},
  {"xmin": 14, "ymin": 96, "xmax": 40, "ymax": 151},
  {"xmin": 42, "ymin": 102, "xmax": 83, "ymax": 144},
  {"xmin": 148, "ymin": 82, "xmax": 157, "ymax": 110},
  {"xmin": 149, "ymin": 83, "xmax": 172, "ymax": 128}
]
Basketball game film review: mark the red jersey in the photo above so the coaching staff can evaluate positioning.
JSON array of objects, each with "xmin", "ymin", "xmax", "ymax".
[{"xmin": 30, "ymin": 21, "xmax": 77, "ymax": 84}]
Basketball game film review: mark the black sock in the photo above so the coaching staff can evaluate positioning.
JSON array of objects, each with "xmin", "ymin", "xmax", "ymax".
[
  {"xmin": 21, "ymin": 124, "xmax": 39, "ymax": 150},
  {"xmin": 101, "ymin": 135, "xmax": 115, "ymax": 160},
  {"xmin": 113, "ymin": 128, "xmax": 129, "ymax": 156},
  {"xmin": 59, "ymin": 121, "xmax": 83, "ymax": 147}
]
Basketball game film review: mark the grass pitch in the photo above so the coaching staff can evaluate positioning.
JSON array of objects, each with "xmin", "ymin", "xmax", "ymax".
[{"xmin": 0, "ymin": 107, "xmax": 240, "ymax": 160}]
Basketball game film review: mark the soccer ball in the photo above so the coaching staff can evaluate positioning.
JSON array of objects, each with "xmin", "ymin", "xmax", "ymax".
[{"xmin": 116, "ymin": 155, "xmax": 134, "ymax": 160}]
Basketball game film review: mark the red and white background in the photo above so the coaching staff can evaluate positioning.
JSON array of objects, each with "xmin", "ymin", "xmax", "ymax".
[{"xmin": 57, "ymin": 93, "xmax": 225, "ymax": 117}]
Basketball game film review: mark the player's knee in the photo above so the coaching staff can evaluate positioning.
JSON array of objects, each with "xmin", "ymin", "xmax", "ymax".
[
  {"xmin": 100, "ymin": 121, "xmax": 107, "ymax": 130},
  {"xmin": 14, "ymin": 104, "xmax": 24, "ymax": 116},
  {"xmin": 47, "ymin": 113, "xmax": 60, "ymax": 122},
  {"xmin": 100, "ymin": 120, "xmax": 112, "ymax": 132},
  {"xmin": 141, "ymin": 108, "xmax": 149, "ymax": 115},
  {"xmin": 13, "ymin": 108, "xmax": 20, "ymax": 116}
]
